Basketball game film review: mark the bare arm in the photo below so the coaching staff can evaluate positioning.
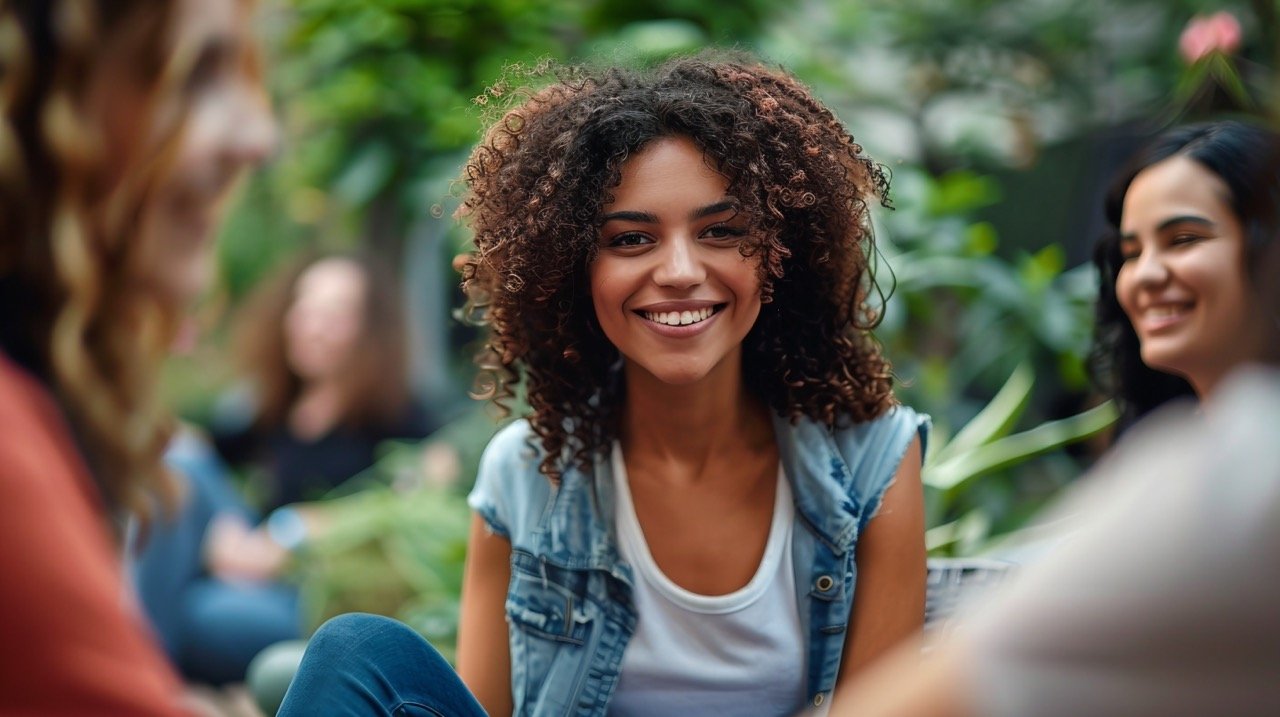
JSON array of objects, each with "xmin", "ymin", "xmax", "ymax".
[
  {"xmin": 832, "ymin": 436, "xmax": 926, "ymax": 702},
  {"xmin": 457, "ymin": 513, "xmax": 514, "ymax": 717},
  {"xmin": 831, "ymin": 638, "xmax": 975, "ymax": 717}
]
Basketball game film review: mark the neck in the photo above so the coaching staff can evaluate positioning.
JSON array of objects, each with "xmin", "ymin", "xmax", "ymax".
[
  {"xmin": 289, "ymin": 380, "xmax": 347, "ymax": 440},
  {"xmin": 619, "ymin": 358, "xmax": 771, "ymax": 465}
]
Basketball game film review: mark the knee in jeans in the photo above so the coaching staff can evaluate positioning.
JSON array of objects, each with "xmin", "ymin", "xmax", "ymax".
[
  {"xmin": 310, "ymin": 613, "xmax": 406, "ymax": 653},
  {"xmin": 306, "ymin": 612, "xmax": 450, "ymax": 678}
]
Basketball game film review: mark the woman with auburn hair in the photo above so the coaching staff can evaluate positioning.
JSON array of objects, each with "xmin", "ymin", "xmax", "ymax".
[
  {"xmin": 279, "ymin": 52, "xmax": 927, "ymax": 717},
  {"xmin": 0, "ymin": 0, "xmax": 273, "ymax": 712},
  {"xmin": 131, "ymin": 251, "xmax": 440, "ymax": 686},
  {"xmin": 214, "ymin": 251, "xmax": 436, "ymax": 512}
]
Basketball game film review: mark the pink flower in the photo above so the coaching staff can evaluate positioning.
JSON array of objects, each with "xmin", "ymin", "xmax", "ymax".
[{"xmin": 1179, "ymin": 12, "xmax": 1243, "ymax": 64}]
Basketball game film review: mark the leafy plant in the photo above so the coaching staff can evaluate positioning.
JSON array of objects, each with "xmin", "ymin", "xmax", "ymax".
[
  {"xmin": 924, "ymin": 362, "xmax": 1117, "ymax": 555},
  {"xmin": 289, "ymin": 443, "xmax": 474, "ymax": 660}
]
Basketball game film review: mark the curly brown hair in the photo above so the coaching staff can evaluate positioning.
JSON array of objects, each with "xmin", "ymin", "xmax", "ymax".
[{"xmin": 458, "ymin": 53, "xmax": 896, "ymax": 481}]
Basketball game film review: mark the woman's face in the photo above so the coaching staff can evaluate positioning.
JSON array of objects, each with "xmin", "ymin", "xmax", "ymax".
[
  {"xmin": 588, "ymin": 135, "xmax": 762, "ymax": 388},
  {"xmin": 1116, "ymin": 155, "xmax": 1254, "ymax": 395},
  {"xmin": 94, "ymin": 0, "xmax": 276, "ymax": 304},
  {"xmin": 284, "ymin": 258, "xmax": 368, "ymax": 384}
]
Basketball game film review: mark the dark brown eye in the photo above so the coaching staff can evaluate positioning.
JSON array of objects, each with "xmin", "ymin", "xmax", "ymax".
[
  {"xmin": 606, "ymin": 233, "xmax": 651, "ymax": 248},
  {"xmin": 703, "ymin": 224, "xmax": 747, "ymax": 240}
]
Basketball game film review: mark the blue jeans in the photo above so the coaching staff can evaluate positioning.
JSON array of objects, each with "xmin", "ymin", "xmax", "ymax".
[
  {"xmin": 132, "ymin": 430, "xmax": 301, "ymax": 684},
  {"xmin": 278, "ymin": 614, "xmax": 487, "ymax": 717}
]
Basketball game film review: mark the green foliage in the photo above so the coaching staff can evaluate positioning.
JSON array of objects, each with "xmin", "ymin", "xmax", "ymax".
[
  {"xmin": 766, "ymin": 0, "xmax": 1273, "ymax": 170},
  {"xmin": 284, "ymin": 411, "xmax": 504, "ymax": 653},
  {"xmin": 879, "ymin": 167, "xmax": 1098, "ymax": 402},
  {"xmin": 923, "ymin": 362, "xmax": 1118, "ymax": 555},
  {"xmin": 276, "ymin": 0, "xmax": 585, "ymax": 220},
  {"xmin": 292, "ymin": 475, "xmax": 472, "ymax": 659},
  {"xmin": 872, "ymin": 165, "xmax": 1108, "ymax": 553}
]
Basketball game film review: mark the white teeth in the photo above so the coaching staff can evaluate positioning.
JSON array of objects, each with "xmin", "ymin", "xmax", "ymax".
[
  {"xmin": 643, "ymin": 307, "xmax": 714, "ymax": 326},
  {"xmin": 1146, "ymin": 305, "xmax": 1188, "ymax": 319}
]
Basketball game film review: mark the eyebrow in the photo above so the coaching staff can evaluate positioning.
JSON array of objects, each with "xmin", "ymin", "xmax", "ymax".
[
  {"xmin": 1119, "ymin": 214, "xmax": 1215, "ymax": 242},
  {"xmin": 600, "ymin": 210, "xmax": 659, "ymax": 224},
  {"xmin": 691, "ymin": 200, "xmax": 737, "ymax": 220},
  {"xmin": 600, "ymin": 199, "xmax": 738, "ymax": 224}
]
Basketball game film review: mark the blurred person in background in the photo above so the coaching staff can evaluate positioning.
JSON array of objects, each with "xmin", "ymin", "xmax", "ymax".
[
  {"xmin": 0, "ymin": 0, "xmax": 274, "ymax": 713},
  {"xmin": 1090, "ymin": 119, "xmax": 1280, "ymax": 425},
  {"xmin": 213, "ymin": 251, "xmax": 442, "ymax": 513},
  {"xmin": 134, "ymin": 251, "xmax": 450, "ymax": 687},
  {"xmin": 133, "ymin": 412, "xmax": 304, "ymax": 690},
  {"xmin": 833, "ymin": 119, "xmax": 1280, "ymax": 717}
]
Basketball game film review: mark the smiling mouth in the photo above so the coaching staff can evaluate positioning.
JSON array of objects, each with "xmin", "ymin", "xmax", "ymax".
[
  {"xmin": 1140, "ymin": 302, "xmax": 1192, "ymax": 321},
  {"xmin": 638, "ymin": 304, "xmax": 724, "ymax": 327},
  {"xmin": 1142, "ymin": 304, "xmax": 1191, "ymax": 319}
]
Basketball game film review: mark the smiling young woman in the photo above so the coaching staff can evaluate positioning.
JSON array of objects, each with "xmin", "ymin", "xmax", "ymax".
[
  {"xmin": 277, "ymin": 52, "xmax": 928, "ymax": 717},
  {"xmin": 1091, "ymin": 120, "xmax": 1280, "ymax": 423}
]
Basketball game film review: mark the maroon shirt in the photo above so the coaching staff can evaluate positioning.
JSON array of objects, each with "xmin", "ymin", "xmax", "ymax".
[{"xmin": 0, "ymin": 353, "xmax": 189, "ymax": 715}]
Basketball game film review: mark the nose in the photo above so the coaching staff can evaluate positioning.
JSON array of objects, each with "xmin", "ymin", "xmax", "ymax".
[
  {"xmin": 226, "ymin": 80, "xmax": 278, "ymax": 168},
  {"xmin": 286, "ymin": 303, "xmax": 326, "ymax": 346},
  {"xmin": 652, "ymin": 237, "xmax": 706, "ymax": 289},
  {"xmin": 1128, "ymin": 247, "xmax": 1170, "ymax": 288}
]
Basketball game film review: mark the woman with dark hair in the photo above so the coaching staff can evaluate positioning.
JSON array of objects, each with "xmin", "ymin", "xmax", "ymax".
[
  {"xmin": 133, "ymin": 251, "xmax": 441, "ymax": 686},
  {"xmin": 278, "ymin": 52, "xmax": 928, "ymax": 717},
  {"xmin": 827, "ymin": 122, "xmax": 1280, "ymax": 717},
  {"xmin": 1091, "ymin": 119, "xmax": 1280, "ymax": 425},
  {"xmin": 0, "ymin": 0, "xmax": 274, "ymax": 712},
  {"xmin": 215, "ymin": 251, "xmax": 436, "ymax": 512}
]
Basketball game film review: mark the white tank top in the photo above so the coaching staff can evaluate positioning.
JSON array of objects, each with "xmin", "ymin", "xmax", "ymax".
[{"xmin": 608, "ymin": 442, "xmax": 812, "ymax": 717}]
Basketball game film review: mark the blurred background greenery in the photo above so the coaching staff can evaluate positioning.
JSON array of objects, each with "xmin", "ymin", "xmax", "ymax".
[{"xmin": 165, "ymin": 0, "xmax": 1278, "ymax": 650}]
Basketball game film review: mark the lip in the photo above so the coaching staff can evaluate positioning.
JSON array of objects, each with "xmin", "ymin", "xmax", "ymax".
[
  {"xmin": 633, "ymin": 301, "xmax": 726, "ymax": 338},
  {"xmin": 633, "ymin": 300, "xmax": 722, "ymax": 313},
  {"xmin": 1132, "ymin": 301, "xmax": 1194, "ymax": 334}
]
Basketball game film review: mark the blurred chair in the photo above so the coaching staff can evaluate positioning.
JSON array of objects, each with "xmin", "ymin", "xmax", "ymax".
[{"xmin": 924, "ymin": 557, "xmax": 1014, "ymax": 644}]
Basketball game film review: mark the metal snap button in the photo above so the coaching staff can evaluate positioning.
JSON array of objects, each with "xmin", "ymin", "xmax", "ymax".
[
  {"xmin": 815, "ymin": 575, "xmax": 835, "ymax": 592},
  {"xmin": 813, "ymin": 693, "xmax": 825, "ymax": 707}
]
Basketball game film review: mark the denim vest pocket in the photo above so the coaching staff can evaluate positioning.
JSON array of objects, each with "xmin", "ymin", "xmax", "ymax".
[
  {"xmin": 507, "ymin": 549, "xmax": 598, "ymax": 715},
  {"xmin": 508, "ymin": 551, "xmax": 594, "ymax": 643}
]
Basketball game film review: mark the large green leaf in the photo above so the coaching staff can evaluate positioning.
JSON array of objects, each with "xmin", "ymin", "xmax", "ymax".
[
  {"xmin": 927, "ymin": 361, "xmax": 1033, "ymax": 467},
  {"xmin": 926, "ymin": 400, "xmax": 1117, "ymax": 493}
]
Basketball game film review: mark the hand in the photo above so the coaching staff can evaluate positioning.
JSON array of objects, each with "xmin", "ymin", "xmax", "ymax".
[
  {"xmin": 204, "ymin": 514, "xmax": 289, "ymax": 582},
  {"xmin": 420, "ymin": 442, "xmax": 462, "ymax": 489}
]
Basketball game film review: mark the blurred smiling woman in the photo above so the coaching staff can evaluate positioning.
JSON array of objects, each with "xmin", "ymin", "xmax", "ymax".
[
  {"xmin": 1092, "ymin": 120, "xmax": 1280, "ymax": 424},
  {"xmin": 0, "ymin": 0, "xmax": 273, "ymax": 713}
]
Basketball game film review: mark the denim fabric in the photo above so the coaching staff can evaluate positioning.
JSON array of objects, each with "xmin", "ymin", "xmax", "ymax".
[
  {"xmin": 469, "ymin": 406, "xmax": 929, "ymax": 716},
  {"xmin": 277, "ymin": 613, "xmax": 487, "ymax": 717},
  {"xmin": 132, "ymin": 430, "xmax": 301, "ymax": 684}
]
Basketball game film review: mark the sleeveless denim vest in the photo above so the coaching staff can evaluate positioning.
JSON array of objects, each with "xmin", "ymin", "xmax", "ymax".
[{"xmin": 468, "ymin": 406, "xmax": 929, "ymax": 716}]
